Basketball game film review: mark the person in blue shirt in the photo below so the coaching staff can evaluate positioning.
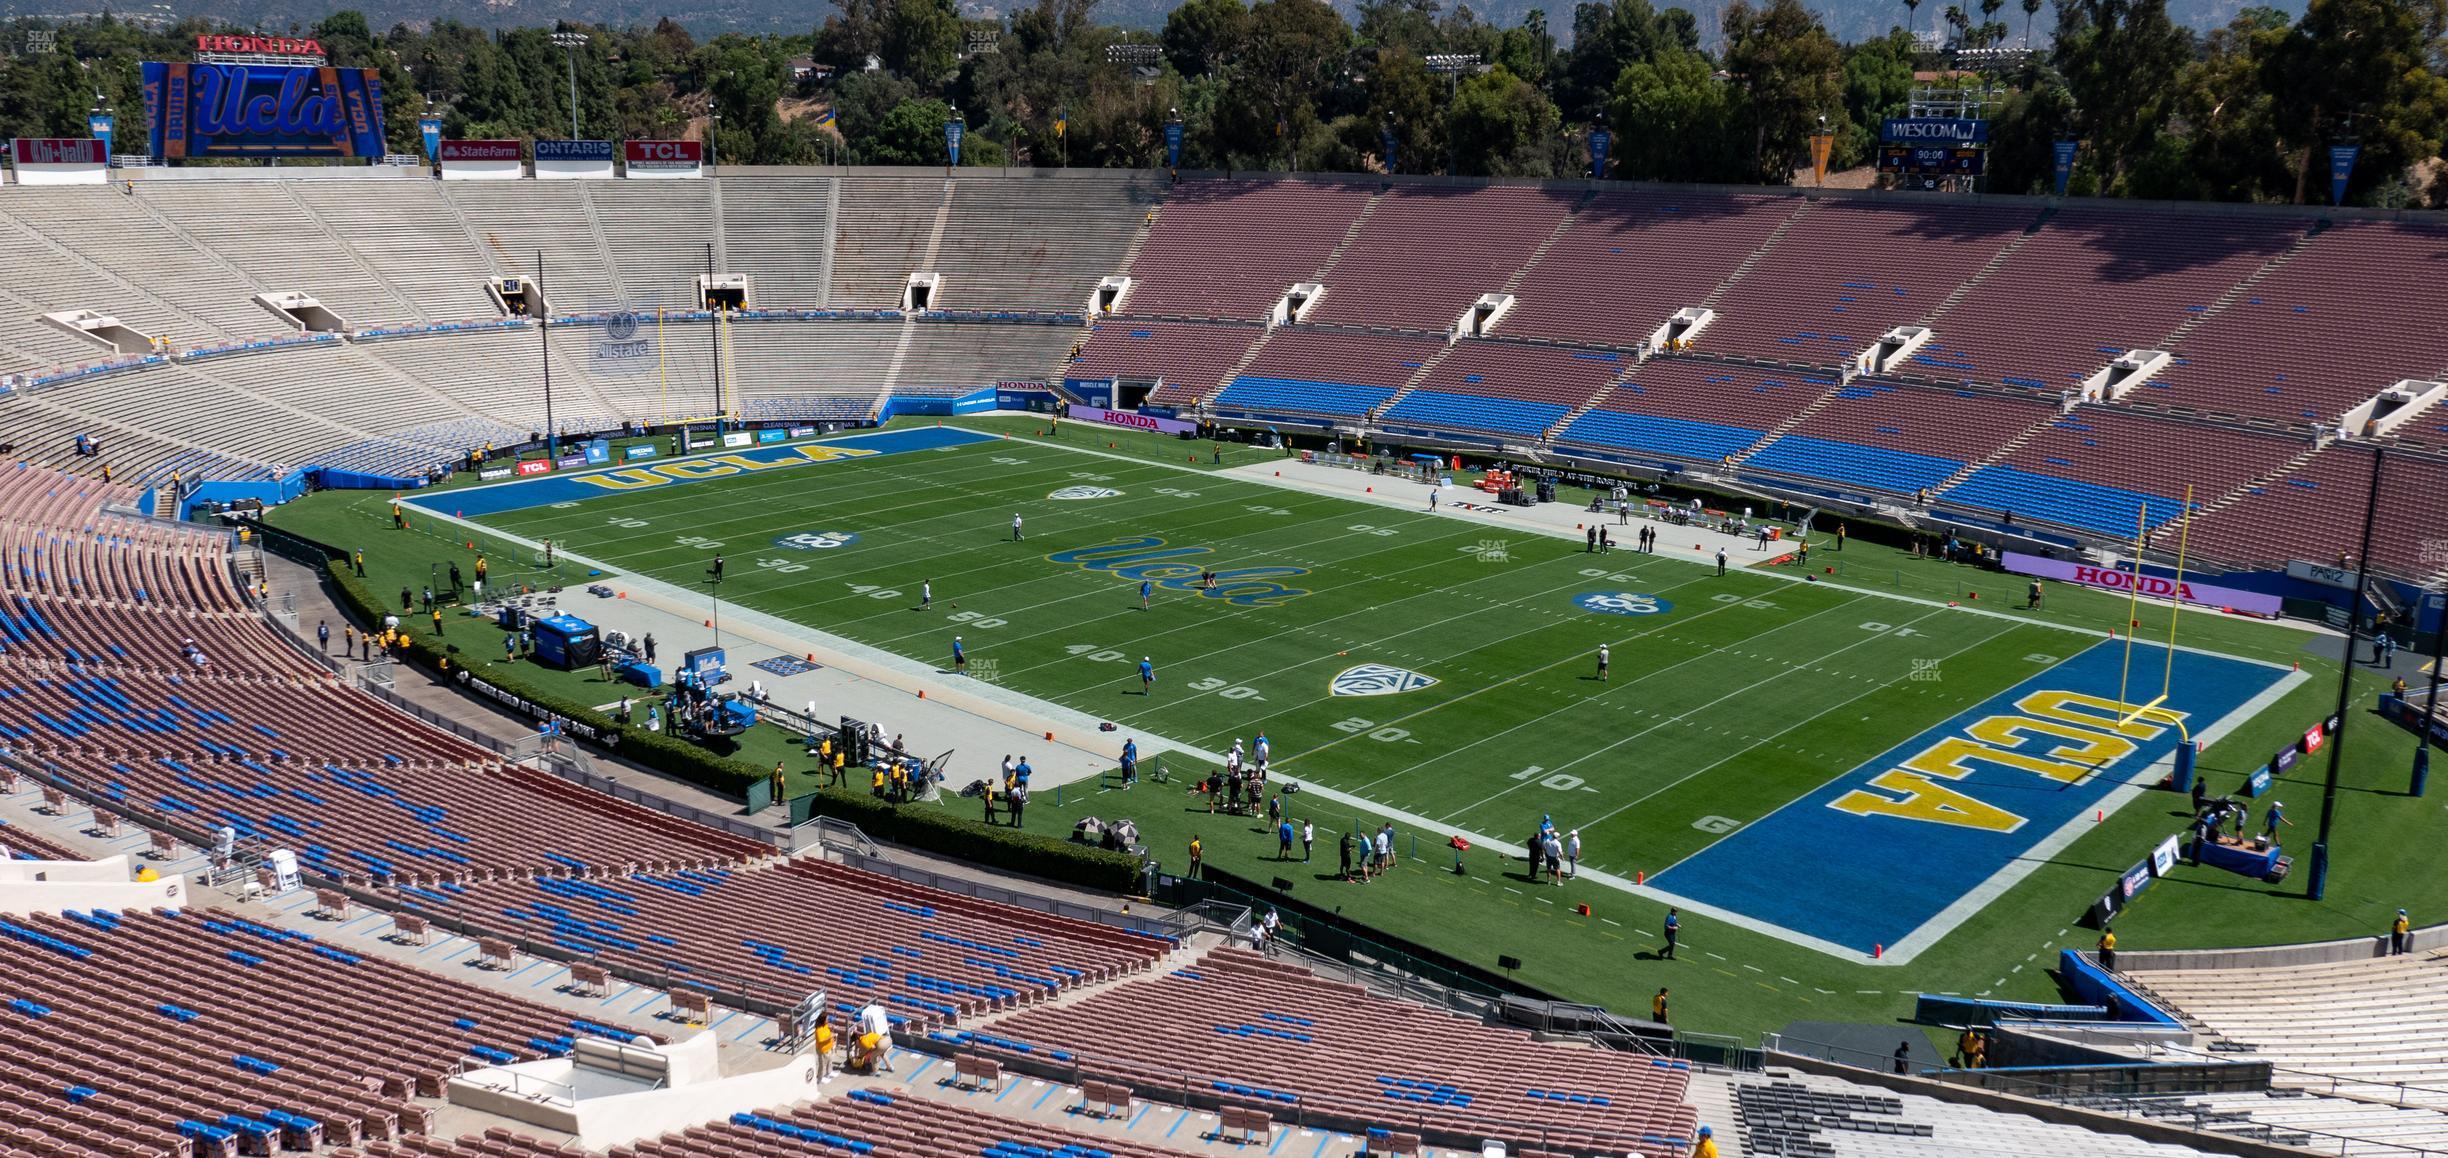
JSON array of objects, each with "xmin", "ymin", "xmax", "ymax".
[
  {"xmin": 1139, "ymin": 656, "xmax": 1155, "ymax": 695},
  {"xmin": 2263, "ymin": 800, "xmax": 2292, "ymax": 841},
  {"xmin": 1278, "ymin": 818, "xmax": 1296, "ymax": 860},
  {"xmin": 952, "ymin": 635, "xmax": 966, "ymax": 675},
  {"xmin": 1662, "ymin": 908, "xmax": 1681, "ymax": 959},
  {"xmin": 1120, "ymin": 738, "xmax": 1139, "ymax": 787},
  {"xmin": 1140, "ymin": 579, "xmax": 1153, "ymax": 611},
  {"xmin": 1014, "ymin": 757, "xmax": 1033, "ymax": 786}
]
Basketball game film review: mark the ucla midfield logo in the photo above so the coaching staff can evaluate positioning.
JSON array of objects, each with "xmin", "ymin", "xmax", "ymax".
[
  {"xmin": 1330, "ymin": 664, "xmax": 1438, "ymax": 697},
  {"xmin": 1046, "ymin": 537, "xmax": 1310, "ymax": 607}
]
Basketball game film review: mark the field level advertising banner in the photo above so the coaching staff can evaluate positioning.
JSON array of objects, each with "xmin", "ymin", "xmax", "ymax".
[{"xmin": 143, "ymin": 62, "xmax": 387, "ymax": 160}]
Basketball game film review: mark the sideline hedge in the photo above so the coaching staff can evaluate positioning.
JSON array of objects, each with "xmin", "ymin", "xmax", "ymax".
[
  {"xmin": 788, "ymin": 787, "xmax": 1141, "ymax": 894},
  {"xmin": 300, "ymin": 524, "xmax": 1141, "ymax": 893}
]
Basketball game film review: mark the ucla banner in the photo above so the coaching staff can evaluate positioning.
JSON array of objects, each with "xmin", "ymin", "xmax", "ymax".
[
  {"xmin": 143, "ymin": 62, "xmax": 387, "ymax": 160},
  {"xmin": 2051, "ymin": 140, "xmax": 2078, "ymax": 196},
  {"xmin": 2328, "ymin": 144, "xmax": 2360, "ymax": 206}
]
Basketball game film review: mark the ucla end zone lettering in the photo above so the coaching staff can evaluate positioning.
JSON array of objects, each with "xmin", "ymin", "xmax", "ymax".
[
  {"xmin": 409, "ymin": 427, "xmax": 996, "ymax": 517},
  {"xmin": 1047, "ymin": 537, "xmax": 1311, "ymax": 607},
  {"xmin": 1651, "ymin": 641, "xmax": 2292, "ymax": 960}
]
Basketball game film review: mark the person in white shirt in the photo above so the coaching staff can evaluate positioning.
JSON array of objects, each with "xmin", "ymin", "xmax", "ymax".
[
  {"xmin": 1011, "ymin": 513, "xmax": 1024, "ymax": 541},
  {"xmin": 1566, "ymin": 829, "xmax": 1582, "ymax": 878}
]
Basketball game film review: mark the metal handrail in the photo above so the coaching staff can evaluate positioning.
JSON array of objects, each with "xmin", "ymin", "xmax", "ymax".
[
  {"xmin": 790, "ymin": 814, "xmax": 883, "ymax": 858},
  {"xmin": 1965, "ymin": 1068, "xmax": 2448, "ymax": 1157}
]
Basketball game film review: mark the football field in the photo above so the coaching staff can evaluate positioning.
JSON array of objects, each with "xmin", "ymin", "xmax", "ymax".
[{"xmin": 432, "ymin": 424, "xmax": 2298, "ymax": 965}]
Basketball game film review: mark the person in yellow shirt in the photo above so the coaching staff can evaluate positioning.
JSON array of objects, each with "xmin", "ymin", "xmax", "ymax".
[
  {"xmin": 133, "ymin": 864, "xmax": 160, "ymax": 883},
  {"xmin": 1692, "ymin": 1125, "xmax": 1717, "ymax": 1158},
  {"xmin": 2393, "ymin": 909, "xmax": 2413, "ymax": 956},
  {"xmin": 1651, "ymin": 987, "xmax": 1670, "ymax": 1025},
  {"xmin": 812, "ymin": 1021, "xmax": 835, "ymax": 1081},
  {"xmin": 2098, "ymin": 926, "xmax": 2117, "ymax": 971}
]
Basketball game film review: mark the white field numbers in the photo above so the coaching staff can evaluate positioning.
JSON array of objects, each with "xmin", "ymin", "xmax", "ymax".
[
  {"xmin": 1065, "ymin": 646, "xmax": 1262, "ymax": 699},
  {"xmin": 1331, "ymin": 717, "xmax": 1420, "ymax": 744},
  {"xmin": 1511, "ymin": 764, "xmax": 1598, "ymax": 793}
]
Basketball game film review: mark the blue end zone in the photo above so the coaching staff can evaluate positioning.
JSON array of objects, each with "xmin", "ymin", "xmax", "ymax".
[
  {"xmin": 408, "ymin": 427, "xmax": 998, "ymax": 518},
  {"xmin": 1652, "ymin": 641, "xmax": 2287, "ymax": 957}
]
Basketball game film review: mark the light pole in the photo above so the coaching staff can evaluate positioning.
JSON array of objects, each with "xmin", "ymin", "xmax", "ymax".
[
  {"xmin": 1106, "ymin": 42, "xmax": 1162, "ymax": 164},
  {"xmin": 536, "ymin": 251, "xmax": 554, "ymax": 463},
  {"xmin": 1425, "ymin": 53, "xmax": 1480, "ymax": 177},
  {"xmin": 550, "ymin": 31, "xmax": 588, "ymax": 141}
]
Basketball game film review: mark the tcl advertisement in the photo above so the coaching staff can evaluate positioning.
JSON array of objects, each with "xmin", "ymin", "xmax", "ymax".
[{"xmin": 625, "ymin": 139, "xmax": 703, "ymax": 178}]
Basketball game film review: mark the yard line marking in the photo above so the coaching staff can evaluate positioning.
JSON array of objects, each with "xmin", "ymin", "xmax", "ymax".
[
  {"xmin": 1578, "ymin": 606, "xmax": 2008, "ymax": 836},
  {"xmin": 1418, "ymin": 594, "xmax": 1889, "ymax": 817}
]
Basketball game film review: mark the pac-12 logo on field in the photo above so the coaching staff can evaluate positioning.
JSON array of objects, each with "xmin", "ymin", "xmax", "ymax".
[
  {"xmin": 773, "ymin": 531, "xmax": 860, "ymax": 551},
  {"xmin": 1575, "ymin": 591, "xmax": 1673, "ymax": 616},
  {"xmin": 1331, "ymin": 664, "xmax": 1438, "ymax": 697},
  {"xmin": 1049, "ymin": 485, "xmax": 1123, "ymax": 500}
]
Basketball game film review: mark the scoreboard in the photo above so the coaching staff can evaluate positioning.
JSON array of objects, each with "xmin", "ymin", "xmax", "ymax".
[{"xmin": 1878, "ymin": 145, "xmax": 1985, "ymax": 176}]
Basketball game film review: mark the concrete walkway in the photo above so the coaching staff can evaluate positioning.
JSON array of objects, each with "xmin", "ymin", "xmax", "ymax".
[{"xmin": 1229, "ymin": 457, "xmax": 1806, "ymax": 572}]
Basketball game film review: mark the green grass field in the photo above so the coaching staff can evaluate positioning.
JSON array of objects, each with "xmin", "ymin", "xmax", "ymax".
[{"xmin": 273, "ymin": 417, "xmax": 2441, "ymax": 1044}]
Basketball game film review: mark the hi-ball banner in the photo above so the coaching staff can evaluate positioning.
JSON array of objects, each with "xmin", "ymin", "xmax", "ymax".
[
  {"xmin": 944, "ymin": 118, "xmax": 964, "ymax": 167},
  {"xmin": 142, "ymin": 61, "xmax": 387, "ymax": 161},
  {"xmin": 9, "ymin": 138, "xmax": 109, "ymax": 185},
  {"xmin": 1589, "ymin": 128, "xmax": 1611, "ymax": 179},
  {"xmin": 2001, "ymin": 551, "xmax": 2282, "ymax": 616},
  {"xmin": 1163, "ymin": 120, "xmax": 1184, "ymax": 170}
]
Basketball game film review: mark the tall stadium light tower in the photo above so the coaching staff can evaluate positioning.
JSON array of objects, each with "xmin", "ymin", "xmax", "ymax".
[
  {"xmin": 551, "ymin": 31, "xmax": 588, "ymax": 141},
  {"xmin": 1424, "ymin": 53, "xmax": 1481, "ymax": 176},
  {"xmin": 1106, "ymin": 42, "xmax": 1162, "ymax": 163}
]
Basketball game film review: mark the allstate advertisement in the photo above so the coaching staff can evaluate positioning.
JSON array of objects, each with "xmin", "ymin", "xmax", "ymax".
[{"xmin": 142, "ymin": 62, "xmax": 387, "ymax": 160}]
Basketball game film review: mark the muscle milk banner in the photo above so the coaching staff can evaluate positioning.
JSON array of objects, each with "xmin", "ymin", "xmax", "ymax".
[
  {"xmin": 1070, "ymin": 406, "xmax": 1196, "ymax": 436},
  {"xmin": 534, "ymin": 139, "xmax": 615, "ymax": 180},
  {"xmin": 624, "ymin": 139, "xmax": 702, "ymax": 178},
  {"xmin": 438, "ymin": 139, "xmax": 522, "ymax": 181},
  {"xmin": 2002, "ymin": 551, "xmax": 2281, "ymax": 616},
  {"xmin": 9, "ymin": 138, "xmax": 108, "ymax": 185}
]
